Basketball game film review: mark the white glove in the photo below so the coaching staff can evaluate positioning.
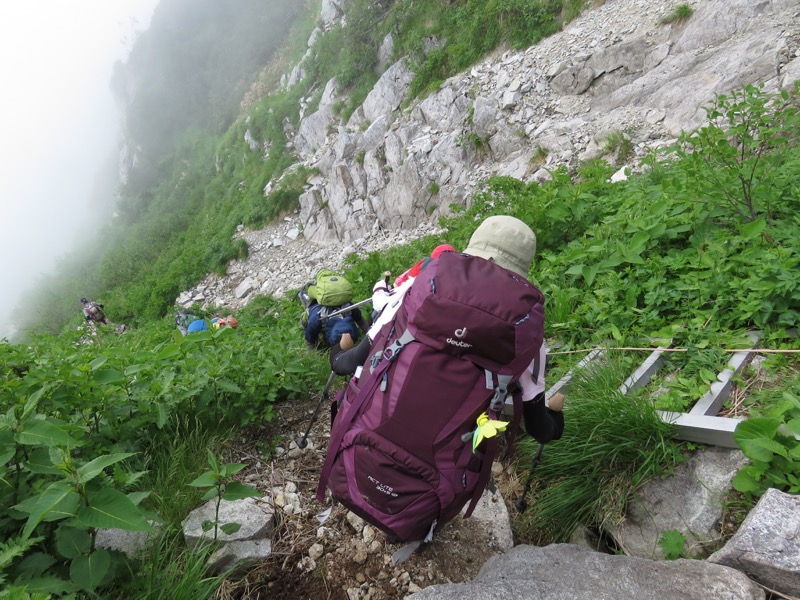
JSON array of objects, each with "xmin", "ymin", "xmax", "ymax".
[{"xmin": 372, "ymin": 288, "xmax": 392, "ymax": 313}]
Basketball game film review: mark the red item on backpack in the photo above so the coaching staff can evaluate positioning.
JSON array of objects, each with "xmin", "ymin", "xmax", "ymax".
[{"xmin": 393, "ymin": 244, "xmax": 456, "ymax": 288}]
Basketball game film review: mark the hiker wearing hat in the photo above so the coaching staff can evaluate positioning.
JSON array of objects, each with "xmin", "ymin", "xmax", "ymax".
[
  {"xmin": 462, "ymin": 215, "xmax": 564, "ymax": 439},
  {"xmin": 328, "ymin": 215, "xmax": 564, "ymax": 443}
]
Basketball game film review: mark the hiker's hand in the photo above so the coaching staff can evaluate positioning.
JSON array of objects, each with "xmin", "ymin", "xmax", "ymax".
[
  {"xmin": 372, "ymin": 280, "xmax": 392, "ymax": 313},
  {"xmin": 549, "ymin": 393, "xmax": 565, "ymax": 412}
]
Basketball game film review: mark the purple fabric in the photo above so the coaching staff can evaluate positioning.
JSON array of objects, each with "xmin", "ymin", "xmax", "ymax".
[{"xmin": 317, "ymin": 253, "xmax": 545, "ymax": 542}]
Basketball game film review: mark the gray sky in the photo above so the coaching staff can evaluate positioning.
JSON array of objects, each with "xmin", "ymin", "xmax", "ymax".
[{"xmin": 0, "ymin": 0, "xmax": 159, "ymax": 340}]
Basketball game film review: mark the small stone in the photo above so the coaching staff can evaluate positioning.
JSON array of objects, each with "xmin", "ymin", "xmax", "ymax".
[
  {"xmin": 309, "ymin": 543, "xmax": 324, "ymax": 560},
  {"xmin": 362, "ymin": 525, "xmax": 376, "ymax": 543},
  {"xmin": 298, "ymin": 556, "xmax": 316, "ymax": 572},
  {"xmin": 347, "ymin": 512, "xmax": 365, "ymax": 534}
]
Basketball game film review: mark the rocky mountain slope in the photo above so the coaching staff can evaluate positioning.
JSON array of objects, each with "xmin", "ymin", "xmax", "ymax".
[{"xmin": 179, "ymin": 0, "xmax": 800, "ymax": 312}]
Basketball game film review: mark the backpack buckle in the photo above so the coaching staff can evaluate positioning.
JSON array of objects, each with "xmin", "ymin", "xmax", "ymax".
[
  {"xmin": 489, "ymin": 374, "xmax": 513, "ymax": 413},
  {"xmin": 382, "ymin": 329, "xmax": 416, "ymax": 362}
]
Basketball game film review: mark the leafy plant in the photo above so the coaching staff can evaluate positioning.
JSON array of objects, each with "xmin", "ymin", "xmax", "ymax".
[
  {"xmin": 662, "ymin": 83, "xmax": 800, "ymax": 226},
  {"xmin": 0, "ymin": 297, "xmax": 322, "ymax": 594},
  {"xmin": 732, "ymin": 391, "xmax": 800, "ymax": 496},
  {"xmin": 188, "ymin": 450, "xmax": 260, "ymax": 541},
  {"xmin": 1, "ymin": 388, "xmax": 154, "ymax": 595},
  {"xmin": 658, "ymin": 529, "xmax": 688, "ymax": 559}
]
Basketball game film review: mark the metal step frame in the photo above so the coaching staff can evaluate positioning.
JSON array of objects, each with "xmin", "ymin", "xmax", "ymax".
[{"xmin": 506, "ymin": 332, "xmax": 763, "ymax": 447}]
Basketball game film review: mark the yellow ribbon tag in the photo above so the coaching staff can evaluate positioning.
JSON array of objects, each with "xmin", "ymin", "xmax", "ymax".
[{"xmin": 472, "ymin": 413, "xmax": 509, "ymax": 452}]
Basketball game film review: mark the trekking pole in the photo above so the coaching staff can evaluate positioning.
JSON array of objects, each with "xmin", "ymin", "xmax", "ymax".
[
  {"xmin": 515, "ymin": 442, "xmax": 545, "ymax": 512},
  {"xmin": 320, "ymin": 296, "xmax": 374, "ymax": 320},
  {"xmin": 297, "ymin": 371, "xmax": 337, "ymax": 449}
]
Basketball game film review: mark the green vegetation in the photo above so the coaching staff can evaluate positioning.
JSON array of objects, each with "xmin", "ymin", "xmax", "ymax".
[
  {"xmin": 661, "ymin": 3, "xmax": 694, "ymax": 24},
  {"xmin": 392, "ymin": 0, "xmax": 586, "ymax": 97},
  {"xmin": 188, "ymin": 450, "xmax": 261, "ymax": 541},
  {"xmin": 114, "ymin": 530, "xmax": 225, "ymax": 599},
  {"xmin": 659, "ymin": 529, "xmax": 689, "ymax": 560},
  {"xmin": 601, "ymin": 128, "xmax": 634, "ymax": 164},
  {"xmin": 529, "ymin": 145, "xmax": 549, "ymax": 170},
  {"xmin": 0, "ymin": 296, "xmax": 326, "ymax": 597},
  {"xmin": 732, "ymin": 386, "xmax": 800, "ymax": 497}
]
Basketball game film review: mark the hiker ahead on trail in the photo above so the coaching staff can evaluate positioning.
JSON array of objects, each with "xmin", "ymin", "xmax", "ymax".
[
  {"xmin": 392, "ymin": 243, "xmax": 456, "ymax": 288},
  {"xmin": 300, "ymin": 269, "xmax": 369, "ymax": 354},
  {"xmin": 80, "ymin": 298, "xmax": 107, "ymax": 325},
  {"xmin": 176, "ymin": 310, "xmax": 199, "ymax": 336},
  {"xmin": 317, "ymin": 216, "xmax": 564, "ymax": 550},
  {"xmin": 329, "ymin": 216, "xmax": 563, "ymax": 442}
]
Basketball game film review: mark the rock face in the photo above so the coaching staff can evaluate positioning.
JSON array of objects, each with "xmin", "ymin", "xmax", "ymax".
[
  {"xmin": 709, "ymin": 488, "xmax": 800, "ymax": 598},
  {"xmin": 407, "ymin": 544, "xmax": 766, "ymax": 600},
  {"xmin": 174, "ymin": 215, "xmax": 445, "ymax": 311},
  {"xmin": 181, "ymin": 0, "xmax": 800, "ymax": 317},
  {"xmin": 288, "ymin": 0, "xmax": 799, "ymax": 244}
]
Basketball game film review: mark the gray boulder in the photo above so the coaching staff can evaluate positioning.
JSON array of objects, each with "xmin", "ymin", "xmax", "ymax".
[
  {"xmin": 709, "ymin": 488, "xmax": 800, "ymax": 598},
  {"xmin": 407, "ymin": 544, "xmax": 765, "ymax": 600},
  {"xmin": 182, "ymin": 497, "xmax": 274, "ymax": 548},
  {"xmin": 609, "ymin": 447, "xmax": 748, "ymax": 559}
]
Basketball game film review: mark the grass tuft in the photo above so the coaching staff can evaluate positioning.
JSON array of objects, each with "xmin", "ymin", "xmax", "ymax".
[
  {"xmin": 143, "ymin": 416, "xmax": 233, "ymax": 526},
  {"xmin": 515, "ymin": 354, "xmax": 682, "ymax": 544},
  {"xmin": 661, "ymin": 3, "xmax": 694, "ymax": 24},
  {"xmin": 112, "ymin": 528, "xmax": 226, "ymax": 600}
]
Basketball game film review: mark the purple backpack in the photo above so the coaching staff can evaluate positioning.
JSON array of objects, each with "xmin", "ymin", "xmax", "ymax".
[{"xmin": 316, "ymin": 252, "xmax": 545, "ymax": 545}]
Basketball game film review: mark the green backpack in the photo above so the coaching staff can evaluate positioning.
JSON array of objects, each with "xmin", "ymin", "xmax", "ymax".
[{"xmin": 307, "ymin": 269, "xmax": 353, "ymax": 307}]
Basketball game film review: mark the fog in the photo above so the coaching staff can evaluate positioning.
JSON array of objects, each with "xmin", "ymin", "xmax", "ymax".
[{"xmin": 0, "ymin": 1, "xmax": 159, "ymax": 341}]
